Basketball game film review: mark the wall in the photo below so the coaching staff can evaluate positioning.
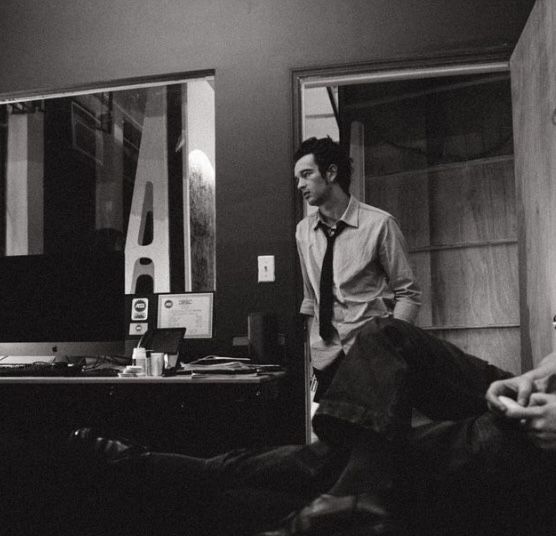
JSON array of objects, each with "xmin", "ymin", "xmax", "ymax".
[
  {"xmin": 511, "ymin": 0, "xmax": 556, "ymax": 368},
  {"xmin": 0, "ymin": 0, "xmax": 535, "ymax": 437}
]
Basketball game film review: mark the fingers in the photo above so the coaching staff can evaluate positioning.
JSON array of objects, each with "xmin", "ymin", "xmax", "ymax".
[
  {"xmin": 534, "ymin": 377, "xmax": 549, "ymax": 393},
  {"xmin": 485, "ymin": 381, "xmax": 513, "ymax": 413},
  {"xmin": 516, "ymin": 382, "xmax": 534, "ymax": 407},
  {"xmin": 486, "ymin": 397, "xmax": 507, "ymax": 414},
  {"xmin": 533, "ymin": 374, "xmax": 556, "ymax": 394},
  {"xmin": 503, "ymin": 404, "xmax": 543, "ymax": 420},
  {"xmin": 529, "ymin": 392, "xmax": 556, "ymax": 406},
  {"xmin": 486, "ymin": 379, "xmax": 531, "ymax": 412}
]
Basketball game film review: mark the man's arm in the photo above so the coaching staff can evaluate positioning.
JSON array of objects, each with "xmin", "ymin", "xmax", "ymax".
[
  {"xmin": 528, "ymin": 350, "xmax": 556, "ymax": 380},
  {"xmin": 296, "ymin": 230, "xmax": 315, "ymax": 318},
  {"xmin": 378, "ymin": 217, "xmax": 421, "ymax": 323}
]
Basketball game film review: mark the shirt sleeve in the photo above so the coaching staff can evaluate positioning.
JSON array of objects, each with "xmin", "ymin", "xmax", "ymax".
[
  {"xmin": 378, "ymin": 217, "xmax": 421, "ymax": 323},
  {"xmin": 296, "ymin": 226, "xmax": 315, "ymax": 316}
]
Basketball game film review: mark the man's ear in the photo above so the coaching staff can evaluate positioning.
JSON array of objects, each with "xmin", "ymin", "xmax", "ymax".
[{"xmin": 325, "ymin": 164, "xmax": 338, "ymax": 183}]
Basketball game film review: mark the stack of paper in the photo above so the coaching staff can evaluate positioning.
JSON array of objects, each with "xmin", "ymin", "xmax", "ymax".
[{"xmin": 181, "ymin": 356, "xmax": 257, "ymax": 375}]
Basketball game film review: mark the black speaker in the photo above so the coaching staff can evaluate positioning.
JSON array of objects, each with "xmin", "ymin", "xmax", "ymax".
[{"xmin": 247, "ymin": 312, "xmax": 281, "ymax": 364}]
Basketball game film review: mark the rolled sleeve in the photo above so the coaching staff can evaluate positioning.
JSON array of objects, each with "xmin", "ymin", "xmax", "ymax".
[
  {"xmin": 379, "ymin": 217, "xmax": 421, "ymax": 324},
  {"xmin": 393, "ymin": 297, "xmax": 420, "ymax": 323},
  {"xmin": 300, "ymin": 297, "xmax": 315, "ymax": 316}
]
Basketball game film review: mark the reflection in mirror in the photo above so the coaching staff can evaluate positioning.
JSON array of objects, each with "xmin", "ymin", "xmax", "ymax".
[
  {"xmin": 0, "ymin": 74, "xmax": 215, "ymax": 295},
  {"xmin": 299, "ymin": 64, "xmax": 520, "ymax": 372}
]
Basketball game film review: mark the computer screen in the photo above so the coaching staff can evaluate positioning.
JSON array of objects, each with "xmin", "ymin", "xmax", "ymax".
[{"xmin": 0, "ymin": 250, "xmax": 125, "ymax": 351}]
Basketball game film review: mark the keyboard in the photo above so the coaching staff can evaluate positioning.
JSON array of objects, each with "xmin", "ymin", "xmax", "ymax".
[
  {"xmin": 81, "ymin": 366, "xmax": 121, "ymax": 377},
  {"xmin": 0, "ymin": 363, "xmax": 83, "ymax": 377},
  {"xmin": 0, "ymin": 363, "xmax": 124, "ymax": 377}
]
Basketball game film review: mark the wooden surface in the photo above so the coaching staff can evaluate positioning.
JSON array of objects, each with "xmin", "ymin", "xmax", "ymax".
[
  {"xmin": 429, "ymin": 244, "xmax": 519, "ymax": 327},
  {"xmin": 367, "ymin": 155, "xmax": 519, "ymax": 372},
  {"xmin": 428, "ymin": 158, "xmax": 516, "ymax": 244},
  {"xmin": 368, "ymin": 156, "xmax": 516, "ymax": 249},
  {"xmin": 511, "ymin": 0, "xmax": 556, "ymax": 366},
  {"xmin": 428, "ymin": 327, "xmax": 521, "ymax": 374},
  {"xmin": 0, "ymin": 371, "xmax": 285, "ymax": 384}
]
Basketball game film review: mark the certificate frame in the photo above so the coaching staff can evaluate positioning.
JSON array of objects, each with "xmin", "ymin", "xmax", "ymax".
[{"xmin": 157, "ymin": 292, "xmax": 213, "ymax": 338}]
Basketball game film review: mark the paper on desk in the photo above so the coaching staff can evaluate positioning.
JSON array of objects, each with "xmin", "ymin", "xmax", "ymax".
[
  {"xmin": 181, "ymin": 360, "xmax": 257, "ymax": 374},
  {"xmin": 189, "ymin": 355, "xmax": 251, "ymax": 365}
]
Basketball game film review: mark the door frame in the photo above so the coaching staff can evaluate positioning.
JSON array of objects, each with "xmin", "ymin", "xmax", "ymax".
[{"xmin": 291, "ymin": 48, "xmax": 516, "ymax": 443}]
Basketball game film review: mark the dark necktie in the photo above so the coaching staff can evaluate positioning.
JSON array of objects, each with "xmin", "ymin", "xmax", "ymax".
[{"xmin": 319, "ymin": 221, "xmax": 346, "ymax": 341}]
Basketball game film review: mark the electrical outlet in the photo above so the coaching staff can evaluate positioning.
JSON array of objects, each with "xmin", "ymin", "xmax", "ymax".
[{"xmin": 258, "ymin": 255, "xmax": 275, "ymax": 282}]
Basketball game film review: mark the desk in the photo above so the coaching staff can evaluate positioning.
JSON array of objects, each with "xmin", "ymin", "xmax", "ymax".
[
  {"xmin": 0, "ymin": 371, "xmax": 285, "ymax": 384},
  {"xmin": 0, "ymin": 372, "xmax": 286, "ymax": 456}
]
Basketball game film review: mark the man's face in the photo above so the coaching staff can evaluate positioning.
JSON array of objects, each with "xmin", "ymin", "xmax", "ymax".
[{"xmin": 294, "ymin": 153, "xmax": 333, "ymax": 206}]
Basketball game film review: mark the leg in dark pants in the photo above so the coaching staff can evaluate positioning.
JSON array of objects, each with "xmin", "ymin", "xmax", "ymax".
[
  {"xmin": 308, "ymin": 317, "xmax": 555, "ymax": 534},
  {"xmin": 314, "ymin": 316, "xmax": 513, "ymax": 443},
  {"xmin": 115, "ymin": 442, "xmax": 349, "ymax": 535}
]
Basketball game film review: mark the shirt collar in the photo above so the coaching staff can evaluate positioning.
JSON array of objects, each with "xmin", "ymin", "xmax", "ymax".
[{"xmin": 312, "ymin": 195, "xmax": 360, "ymax": 231}]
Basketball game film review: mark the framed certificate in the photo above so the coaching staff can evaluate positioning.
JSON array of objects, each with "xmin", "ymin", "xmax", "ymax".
[{"xmin": 157, "ymin": 292, "xmax": 213, "ymax": 338}]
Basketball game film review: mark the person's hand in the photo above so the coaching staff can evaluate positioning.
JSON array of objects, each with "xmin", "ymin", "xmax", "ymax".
[
  {"xmin": 485, "ymin": 375, "xmax": 535, "ymax": 413},
  {"xmin": 501, "ymin": 393, "xmax": 556, "ymax": 450},
  {"xmin": 533, "ymin": 373, "xmax": 556, "ymax": 394}
]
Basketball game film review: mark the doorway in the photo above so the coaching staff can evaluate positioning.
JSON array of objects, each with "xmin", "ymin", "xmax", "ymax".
[
  {"xmin": 295, "ymin": 59, "xmax": 519, "ymax": 374},
  {"xmin": 294, "ymin": 58, "xmax": 521, "ymax": 440}
]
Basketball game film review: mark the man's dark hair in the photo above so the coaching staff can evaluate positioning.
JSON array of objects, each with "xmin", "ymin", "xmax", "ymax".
[{"xmin": 294, "ymin": 137, "xmax": 352, "ymax": 194}]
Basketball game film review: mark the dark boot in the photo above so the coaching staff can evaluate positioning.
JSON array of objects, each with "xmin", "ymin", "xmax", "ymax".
[{"xmin": 67, "ymin": 427, "xmax": 150, "ymax": 464}]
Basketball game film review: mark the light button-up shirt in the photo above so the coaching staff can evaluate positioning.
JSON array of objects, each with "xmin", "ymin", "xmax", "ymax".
[{"xmin": 296, "ymin": 196, "xmax": 421, "ymax": 370}]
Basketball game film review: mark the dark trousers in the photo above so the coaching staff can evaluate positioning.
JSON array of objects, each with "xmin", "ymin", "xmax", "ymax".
[
  {"xmin": 312, "ymin": 351, "xmax": 344, "ymax": 402},
  {"xmin": 314, "ymin": 317, "xmax": 554, "ymax": 476},
  {"xmin": 140, "ymin": 318, "xmax": 556, "ymax": 533},
  {"xmin": 312, "ymin": 317, "xmax": 556, "ymax": 534}
]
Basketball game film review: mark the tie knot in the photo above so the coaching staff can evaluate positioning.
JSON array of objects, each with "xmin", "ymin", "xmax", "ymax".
[{"xmin": 321, "ymin": 220, "xmax": 346, "ymax": 240}]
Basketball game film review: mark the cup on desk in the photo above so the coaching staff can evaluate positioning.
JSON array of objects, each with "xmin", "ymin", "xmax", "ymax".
[
  {"xmin": 132, "ymin": 347, "xmax": 147, "ymax": 374},
  {"xmin": 150, "ymin": 352, "xmax": 164, "ymax": 376}
]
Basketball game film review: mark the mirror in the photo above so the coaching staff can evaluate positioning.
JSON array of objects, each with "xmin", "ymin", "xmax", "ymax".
[{"xmin": 0, "ymin": 73, "xmax": 216, "ymax": 295}]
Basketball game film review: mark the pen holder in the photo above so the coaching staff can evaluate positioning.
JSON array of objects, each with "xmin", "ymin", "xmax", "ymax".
[{"xmin": 150, "ymin": 352, "xmax": 164, "ymax": 376}]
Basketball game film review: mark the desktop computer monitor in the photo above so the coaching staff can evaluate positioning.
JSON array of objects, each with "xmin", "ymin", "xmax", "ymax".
[{"xmin": 0, "ymin": 250, "xmax": 125, "ymax": 356}]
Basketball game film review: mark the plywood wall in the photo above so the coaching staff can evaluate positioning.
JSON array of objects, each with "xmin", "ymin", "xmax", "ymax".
[
  {"xmin": 511, "ymin": 0, "xmax": 556, "ymax": 367},
  {"xmin": 368, "ymin": 156, "xmax": 520, "ymax": 372}
]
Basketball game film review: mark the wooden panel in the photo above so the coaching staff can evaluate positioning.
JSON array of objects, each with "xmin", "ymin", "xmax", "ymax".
[
  {"xmin": 363, "ymin": 77, "xmax": 520, "ymax": 371},
  {"xmin": 430, "ymin": 243, "xmax": 519, "ymax": 327},
  {"xmin": 368, "ymin": 159, "xmax": 519, "ymax": 329},
  {"xmin": 411, "ymin": 251, "xmax": 432, "ymax": 327},
  {"xmin": 511, "ymin": 0, "xmax": 556, "ymax": 365},
  {"xmin": 429, "ymin": 157, "xmax": 516, "ymax": 244},
  {"xmin": 367, "ymin": 156, "xmax": 516, "ymax": 249},
  {"xmin": 429, "ymin": 327, "xmax": 521, "ymax": 374},
  {"xmin": 366, "ymin": 171, "xmax": 430, "ymax": 249}
]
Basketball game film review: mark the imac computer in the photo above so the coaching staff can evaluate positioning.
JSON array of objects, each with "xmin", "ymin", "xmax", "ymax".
[{"xmin": 0, "ymin": 251, "xmax": 125, "ymax": 358}]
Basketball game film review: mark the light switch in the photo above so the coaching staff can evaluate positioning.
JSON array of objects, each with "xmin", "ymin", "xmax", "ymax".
[{"xmin": 258, "ymin": 255, "xmax": 275, "ymax": 282}]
